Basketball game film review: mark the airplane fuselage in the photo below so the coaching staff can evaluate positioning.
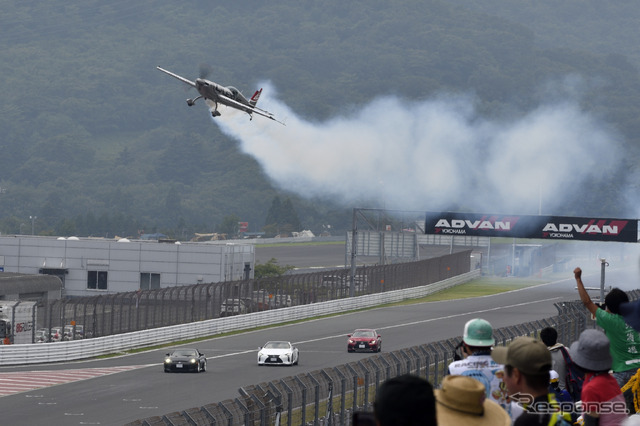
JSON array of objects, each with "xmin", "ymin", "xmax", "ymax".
[
  {"xmin": 157, "ymin": 66, "xmax": 283, "ymax": 124},
  {"xmin": 195, "ymin": 78, "xmax": 251, "ymax": 110}
]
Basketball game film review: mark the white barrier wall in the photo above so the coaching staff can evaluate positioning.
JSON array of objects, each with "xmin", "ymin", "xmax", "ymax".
[{"xmin": 0, "ymin": 271, "xmax": 479, "ymax": 366}]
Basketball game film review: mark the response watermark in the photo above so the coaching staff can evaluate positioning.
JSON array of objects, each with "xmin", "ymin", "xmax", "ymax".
[{"xmin": 509, "ymin": 392, "xmax": 629, "ymax": 415}]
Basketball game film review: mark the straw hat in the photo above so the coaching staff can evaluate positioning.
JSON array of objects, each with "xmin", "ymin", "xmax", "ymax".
[{"xmin": 436, "ymin": 375, "xmax": 510, "ymax": 426}]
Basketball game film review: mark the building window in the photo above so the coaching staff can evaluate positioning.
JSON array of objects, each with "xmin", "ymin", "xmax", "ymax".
[
  {"xmin": 140, "ymin": 273, "xmax": 160, "ymax": 290},
  {"xmin": 39, "ymin": 268, "xmax": 68, "ymax": 288},
  {"xmin": 87, "ymin": 270, "xmax": 108, "ymax": 290}
]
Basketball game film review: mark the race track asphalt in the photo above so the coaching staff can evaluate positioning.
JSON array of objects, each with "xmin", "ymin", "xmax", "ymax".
[{"xmin": 1, "ymin": 245, "xmax": 637, "ymax": 426}]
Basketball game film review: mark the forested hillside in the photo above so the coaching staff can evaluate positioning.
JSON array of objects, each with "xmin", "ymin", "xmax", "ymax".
[
  {"xmin": 1, "ymin": 0, "xmax": 639, "ymax": 238},
  {"xmin": 450, "ymin": 0, "xmax": 640, "ymax": 68}
]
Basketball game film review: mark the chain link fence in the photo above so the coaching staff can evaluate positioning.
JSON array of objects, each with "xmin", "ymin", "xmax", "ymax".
[
  {"xmin": 126, "ymin": 293, "xmax": 640, "ymax": 426},
  {"xmin": 33, "ymin": 251, "xmax": 472, "ymax": 341}
]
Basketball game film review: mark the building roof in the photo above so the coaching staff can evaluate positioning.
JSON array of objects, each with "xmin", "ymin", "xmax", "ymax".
[{"xmin": 0, "ymin": 272, "xmax": 62, "ymax": 296}]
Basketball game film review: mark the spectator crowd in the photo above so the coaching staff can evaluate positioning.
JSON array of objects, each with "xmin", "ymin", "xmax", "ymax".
[{"xmin": 353, "ymin": 266, "xmax": 640, "ymax": 426}]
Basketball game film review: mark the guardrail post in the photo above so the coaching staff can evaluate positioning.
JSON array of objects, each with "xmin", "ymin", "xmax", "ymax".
[
  {"xmin": 279, "ymin": 379, "xmax": 293, "ymax": 426},
  {"xmin": 428, "ymin": 343, "xmax": 441, "ymax": 386},
  {"xmin": 190, "ymin": 286, "xmax": 196, "ymax": 323},
  {"xmin": 333, "ymin": 367, "xmax": 347, "ymax": 426},
  {"xmin": 398, "ymin": 349, "xmax": 413, "ymax": 375},
  {"xmin": 90, "ymin": 297, "xmax": 97, "ymax": 338},
  {"xmin": 60, "ymin": 299, "xmax": 68, "ymax": 338},
  {"xmin": 160, "ymin": 415, "xmax": 176, "ymax": 425},
  {"xmin": 379, "ymin": 353, "xmax": 391, "ymax": 380},
  {"xmin": 293, "ymin": 375, "xmax": 308, "ymax": 426},
  {"xmin": 363, "ymin": 357, "xmax": 382, "ymax": 407},
  {"xmin": 388, "ymin": 351, "xmax": 402, "ymax": 376},
  {"xmin": 181, "ymin": 409, "xmax": 198, "ymax": 425},
  {"xmin": 238, "ymin": 385, "xmax": 266, "ymax": 425},
  {"xmin": 345, "ymin": 363, "xmax": 359, "ymax": 413},
  {"xmin": 217, "ymin": 402, "xmax": 233, "ymax": 426},
  {"xmin": 436, "ymin": 342, "xmax": 451, "ymax": 385},
  {"xmin": 249, "ymin": 394, "xmax": 266, "ymax": 425},
  {"xmin": 161, "ymin": 288, "xmax": 168, "ymax": 326},
  {"xmin": 409, "ymin": 347, "xmax": 421, "ymax": 377},
  {"xmin": 264, "ymin": 386, "xmax": 282, "ymax": 426},
  {"xmin": 560, "ymin": 303, "xmax": 576, "ymax": 344},
  {"xmin": 307, "ymin": 373, "xmax": 321, "ymax": 426},
  {"xmin": 418, "ymin": 345, "xmax": 432, "ymax": 382},
  {"xmin": 355, "ymin": 361, "xmax": 371, "ymax": 412},
  {"xmin": 199, "ymin": 406, "xmax": 216, "ymax": 425},
  {"xmin": 320, "ymin": 369, "xmax": 334, "ymax": 426},
  {"xmin": 206, "ymin": 284, "xmax": 213, "ymax": 319},
  {"xmin": 234, "ymin": 397, "xmax": 250, "ymax": 426}
]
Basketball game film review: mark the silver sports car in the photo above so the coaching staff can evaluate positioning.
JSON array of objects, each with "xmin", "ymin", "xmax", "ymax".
[{"xmin": 257, "ymin": 341, "xmax": 299, "ymax": 366}]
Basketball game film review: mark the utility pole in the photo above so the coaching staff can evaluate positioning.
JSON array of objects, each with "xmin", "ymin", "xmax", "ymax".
[
  {"xmin": 600, "ymin": 258, "xmax": 608, "ymax": 303},
  {"xmin": 350, "ymin": 208, "xmax": 358, "ymax": 298}
]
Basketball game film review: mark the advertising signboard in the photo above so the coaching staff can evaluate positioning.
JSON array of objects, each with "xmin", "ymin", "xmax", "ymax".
[{"xmin": 424, "ymin": 212, "xmax": 638, "ymax": 242}]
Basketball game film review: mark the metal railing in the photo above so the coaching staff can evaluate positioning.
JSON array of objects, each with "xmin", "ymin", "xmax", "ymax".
[
  {"xmin": 128, "ymin": 293, "xmax": 640, "ymax": 426},
  {"xmin": 0, "ymin": 270, "xmax": 479, "ymax": 365},
  {"xmin": 33, "ymin": 251, "xmax": 472, "ymax": 341}
]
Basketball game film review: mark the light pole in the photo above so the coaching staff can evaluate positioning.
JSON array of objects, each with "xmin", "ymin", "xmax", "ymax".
[{"xmin": 29, "ymin": 215, "xmax": 36, "ymax": 235}]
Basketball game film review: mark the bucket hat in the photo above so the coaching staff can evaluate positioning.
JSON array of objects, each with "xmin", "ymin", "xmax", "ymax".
[
  {"xmin": 569, "ymin": 329, "xmax": 612, "ymax": 372},
  {"xmin": 435, "ymin": 375, "xmax": 510, "ymax": 426}
]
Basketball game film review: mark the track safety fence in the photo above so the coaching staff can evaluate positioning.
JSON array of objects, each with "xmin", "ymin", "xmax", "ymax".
[
  {"xmin": 32, "ymin": 251, "xmax": 472, "ymax": 342},
  {"xmin": 127, "ymin": 292, "xmax": 639, "ymax": 426}
]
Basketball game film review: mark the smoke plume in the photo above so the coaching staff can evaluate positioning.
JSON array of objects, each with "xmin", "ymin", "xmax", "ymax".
[{"xmin": 214, "ymin": 84, "xmax": 623, "ymax": 216}]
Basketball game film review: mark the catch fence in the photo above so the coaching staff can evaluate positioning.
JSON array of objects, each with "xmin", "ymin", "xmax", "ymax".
[
  {"xmin": 126, "ymin": 294, "xmax": 638, "ymax": 426},
  {"xmin": 34, "ymin": 251, "xmax": 472, "ymax": 341}
]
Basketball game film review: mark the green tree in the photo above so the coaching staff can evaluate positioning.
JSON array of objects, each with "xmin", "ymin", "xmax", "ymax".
[
  {"xmin": 265, "ymin": 196, "xmax": 283, "ymax": 228},
  {"xmin": 2, "ymin": 0, "xmax": 640, "ymax": 233},
  {"xmin": 55, "ymin": 218, "xmax": 76, "ymax": 236},
  {"xmin": 262, "ymin": 223, "xmax": 279, "ymax": 238},
  {"xmin": 216, "ymin": 214, "xmax": 240, "ymax": 237},
  {"xmin": 254, "ymin": 258, "xmax": 295, "ymax": 279},
  {"xmin": 281, "ymin": 198, "xmax": 301, "ymax": 231},
  {"xmin": 263, "ymin": 196, "xmax": 301, "ymax": 235}
]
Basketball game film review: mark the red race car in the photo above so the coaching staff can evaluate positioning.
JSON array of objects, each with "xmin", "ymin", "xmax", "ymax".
[{"xmin": 347, "ymin": 329, "xmax": 382, "ymax": 353}]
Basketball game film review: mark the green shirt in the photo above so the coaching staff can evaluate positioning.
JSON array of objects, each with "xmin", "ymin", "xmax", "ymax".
[{"xmin": 596, "ymin": 308, "xmax": 640, "ymax": 372}]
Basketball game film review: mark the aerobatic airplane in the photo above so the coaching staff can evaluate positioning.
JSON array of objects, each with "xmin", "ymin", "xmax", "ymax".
[{"xmin": 157, "ymin": 66, "xmax": 284, "ymax": 125}]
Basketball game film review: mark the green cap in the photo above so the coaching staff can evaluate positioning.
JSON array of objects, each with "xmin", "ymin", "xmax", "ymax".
[
  {"xmin": 462, "ymin": 318, "xmax": 495, "ymax": 347},
  {"xmin": 491, "ymin": 336, "xmax": 552, "ymax": 375}
]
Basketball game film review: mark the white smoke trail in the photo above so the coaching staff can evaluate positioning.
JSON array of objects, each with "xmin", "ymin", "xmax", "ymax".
[{"xmin": 214, "ymin": 83, "xmax": 623, "ymax": 215}]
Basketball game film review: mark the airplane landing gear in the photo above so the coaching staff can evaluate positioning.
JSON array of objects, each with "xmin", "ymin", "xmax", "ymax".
[
  {"xmin": 186, "ymin": 95, "xmax": 202, "ymax": 106},
  {"xmin": 211, "ymin": 110, "xmax": 221, "ymax": 117}
]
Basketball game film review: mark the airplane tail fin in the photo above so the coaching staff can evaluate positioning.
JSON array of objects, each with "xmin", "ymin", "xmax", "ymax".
[{"xmin": 249, "ymin": 89, "xmax": 262, "ymax": 107}]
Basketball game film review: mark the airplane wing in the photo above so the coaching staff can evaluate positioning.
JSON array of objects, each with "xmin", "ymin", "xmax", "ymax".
[
  {"xmin": 248, "ymin": 106, "xmax": 286, "ymax": 126},
  {"xmin": 217, "ymin": 93, "xmax": 286, "ymax": 125},
  {"xmin": 156, "ymin": 66, "xmax": 197, "ymax": 88}
]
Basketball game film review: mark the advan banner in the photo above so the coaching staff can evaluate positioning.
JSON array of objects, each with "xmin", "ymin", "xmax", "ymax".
[{"xmin": 424, "ymin": 212, "xmax": 638, "ymax": 242}]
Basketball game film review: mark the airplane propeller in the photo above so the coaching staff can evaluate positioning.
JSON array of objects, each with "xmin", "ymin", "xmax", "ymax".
[{"xmin": 199, "ymin": 63, "xmax": 213, "ymax": 80}]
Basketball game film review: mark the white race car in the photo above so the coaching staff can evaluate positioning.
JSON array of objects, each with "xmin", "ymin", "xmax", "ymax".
[{"xmin": 257, "ymin": 341, "xmax": 299, "ymax": 366}]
